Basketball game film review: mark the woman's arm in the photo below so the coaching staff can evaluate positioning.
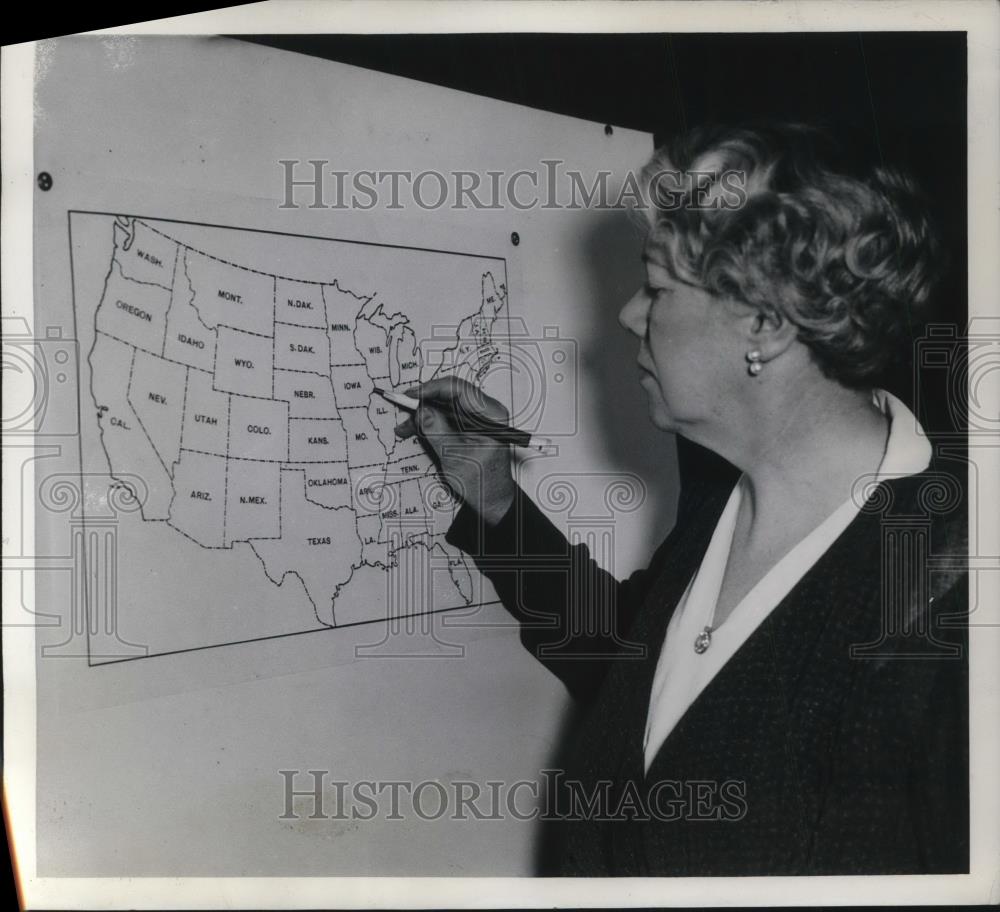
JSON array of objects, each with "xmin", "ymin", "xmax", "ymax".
[
  {"xmin": 444, "ymin": 484, "xmax": 674, "ymax": 703},
  {"xmin": 396, "ymin": 375, "xmax": 679, "ymax": 703}
]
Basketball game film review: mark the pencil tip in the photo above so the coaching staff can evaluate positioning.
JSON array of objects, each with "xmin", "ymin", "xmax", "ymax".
[{"xmin": 373, "ymin": 386, "xmax": 385, "ymax": 395}]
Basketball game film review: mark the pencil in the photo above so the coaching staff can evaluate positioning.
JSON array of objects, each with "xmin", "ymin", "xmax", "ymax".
[{"xmin": 374, "ymin": 386, "xmax": 549, "ymax": 453}]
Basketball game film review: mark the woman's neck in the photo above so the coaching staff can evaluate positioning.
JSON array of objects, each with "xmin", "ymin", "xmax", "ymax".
[{"xmin": 718, "ymin": 381, "xmax": 890, "ymax": 536}]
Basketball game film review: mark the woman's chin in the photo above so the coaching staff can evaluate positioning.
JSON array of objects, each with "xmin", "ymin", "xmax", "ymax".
[
  {"xmin": 644, "ymin": 398, "xmax": 676, "ymax": 433},
  {"xmin": 637, "ymin": 376, "xmax": 678, "ymax": 431}
]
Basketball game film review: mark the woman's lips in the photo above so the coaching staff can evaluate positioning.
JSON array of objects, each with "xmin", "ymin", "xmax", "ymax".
[{"xmin": 638, "ymin": 370, "xmax": 658, "ymax": 391}]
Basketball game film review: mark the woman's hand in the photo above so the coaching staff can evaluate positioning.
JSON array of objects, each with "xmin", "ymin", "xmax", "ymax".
[{"xmin": 394, "ymin": 376, "xmax": 516, "ymax": 525}]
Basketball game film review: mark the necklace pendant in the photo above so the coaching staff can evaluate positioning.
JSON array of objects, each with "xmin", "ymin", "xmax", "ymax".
[{"xmin": 693, "ymin": 626, "xmax": 713, "ymax": 654}]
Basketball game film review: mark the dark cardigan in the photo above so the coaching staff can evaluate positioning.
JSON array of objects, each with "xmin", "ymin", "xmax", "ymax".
[{"xmin": 445, "ymin": 451, "xmax": 969, "ymax": 876}]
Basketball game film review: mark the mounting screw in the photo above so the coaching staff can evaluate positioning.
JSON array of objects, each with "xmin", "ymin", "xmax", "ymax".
[
  {"xmin": 37, "ymin": 172, "xmax": 53, "ymax": 191},
  {"xmin": 604, "ymin": 124, "xmax": 614, "ymax": 136},
  {"xmin": 510, "ymin": 232, "xmax": 520, "ymax": 246}
]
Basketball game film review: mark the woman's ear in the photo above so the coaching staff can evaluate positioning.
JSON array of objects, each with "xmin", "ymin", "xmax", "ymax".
[{"xmin": 745, "ymin": 309, "xmax": 797, "ymax": 361}]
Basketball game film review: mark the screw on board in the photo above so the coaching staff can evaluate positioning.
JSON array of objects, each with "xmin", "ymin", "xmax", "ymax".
[
  {"xmin": 38, "ymin": 172, "xmax": 53, "ymax": 191},
  {"xmin": 510, "ymin": 232, "xmax": 520, "ymax": 247}
]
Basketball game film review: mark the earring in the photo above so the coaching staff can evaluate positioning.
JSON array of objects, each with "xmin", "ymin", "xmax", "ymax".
[{"xmin": 745, "ymin": 350, "xmax": 763, "ymax": 376}]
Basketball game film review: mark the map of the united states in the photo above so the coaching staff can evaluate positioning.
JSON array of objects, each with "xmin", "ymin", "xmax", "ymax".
[{"xmin": 88, "ymin": 216, "xmax": 508, "ymax": 631}]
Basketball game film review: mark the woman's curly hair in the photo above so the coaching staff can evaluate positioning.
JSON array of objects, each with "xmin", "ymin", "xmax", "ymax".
[{"xmin": 639, "ymin": 122, "xmax": 945, "ymax": 387}]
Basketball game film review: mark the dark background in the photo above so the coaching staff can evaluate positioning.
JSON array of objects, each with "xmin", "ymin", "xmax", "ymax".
[{"xmin": 241, "ymin": 32, "xmax": 968, "ymax": 450}]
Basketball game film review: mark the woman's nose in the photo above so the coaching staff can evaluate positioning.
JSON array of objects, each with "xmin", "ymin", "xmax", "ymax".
[{"xmin": 618, "ymin": 288, "xmax": 649, "ymax": 337}]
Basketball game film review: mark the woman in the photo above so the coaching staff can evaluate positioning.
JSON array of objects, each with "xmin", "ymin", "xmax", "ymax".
[{"xmin": 395, "ymin": 123, "xmax": 968, "ymax": 875}]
